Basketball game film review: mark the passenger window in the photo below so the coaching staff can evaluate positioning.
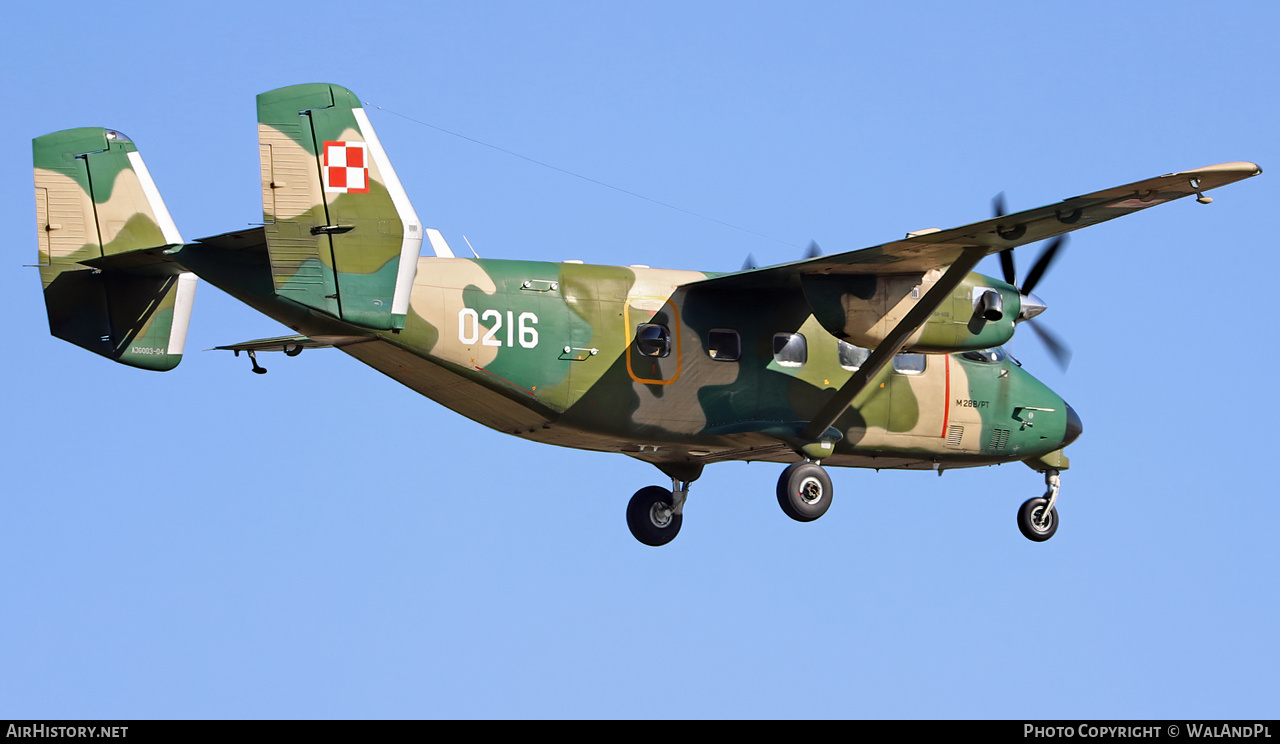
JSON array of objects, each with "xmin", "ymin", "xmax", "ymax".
[
  {"xmin": 893, "ymin": 353, "xmax": 926, "ymax": 375},
  {"xmin": 773, "ymin": 333, "xmax": 807, "ymax": 367},
  {"xmin": 707, "ymin": 329, "xmax": 740, "ymax": 361},
  {"xmin": 635, "ymin": 324, "xmax": 671, "ymax": 358},
  {"xmin": 838, "ymin": 341, "xmax": 870, "ymax": 371}
]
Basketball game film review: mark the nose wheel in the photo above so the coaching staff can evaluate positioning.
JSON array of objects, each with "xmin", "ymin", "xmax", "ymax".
[{"xmin": 1017, "ymin": 469, "xmax": 1061, "ymax": 542}]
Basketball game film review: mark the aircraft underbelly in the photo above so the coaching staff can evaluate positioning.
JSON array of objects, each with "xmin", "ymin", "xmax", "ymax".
[
  {"xmin": 339, "ymin": 339, "xmax": 551, "ymax": 435},
  {"xmin": 336, "ymin": 337, "xmax": 673, "ymax": 455}
]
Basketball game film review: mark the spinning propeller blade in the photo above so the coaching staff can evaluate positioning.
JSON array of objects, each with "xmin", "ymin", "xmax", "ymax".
[
  {"xmin": 999, "ymin": 250, "xmax": 1017, "ymax": 288},
  {"xmin": 992, "ymin": 193, "xmax": 1072, "ymax": 369},
  {"xmin": 993, "ymin": 193, "xmax": 1017, "ymax": 286},
  {"xmin": 1026, "ymin": 319, "xmax": 1073, "ymax": 371},
  {"xmin": 1020, "ymin": 235, "xmax": 1065, "ymax": 297},
  {"xmin": 742, "ymin": 241, "xmax": 820, "ymax": 272}
]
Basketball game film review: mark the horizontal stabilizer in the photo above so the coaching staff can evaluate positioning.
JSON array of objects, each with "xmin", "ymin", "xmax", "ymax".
[{"xmin": 212, "ymin": 334, "xmax": 370, "ymax": 353}]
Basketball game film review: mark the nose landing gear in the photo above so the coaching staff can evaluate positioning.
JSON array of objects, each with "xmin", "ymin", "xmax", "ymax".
[{"xmin": 1017, "ymin": 469, "xmax": 1061, "ymax": 542}]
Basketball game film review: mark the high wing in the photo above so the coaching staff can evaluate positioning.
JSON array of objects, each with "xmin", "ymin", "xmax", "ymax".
[
  {"xmin": 685, "ymin": 162, "xmax": 1261, "ymax": 289},
  {"xmin": 679, "ymin": 162, "xmax": 1261, "ymax": 445}
]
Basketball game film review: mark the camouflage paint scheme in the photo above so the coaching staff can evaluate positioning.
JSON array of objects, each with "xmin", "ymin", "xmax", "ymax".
[
  {"xmin": 392, "ymin": 256, "xmax": 1071, "ymax": 481},
  {"xmin": 34, "ymin": 128, "xmax": 194, "ymax": 371},
  {"xmin": 33, "ymin": 83, "xmax": 1261, "ymax": 527}
]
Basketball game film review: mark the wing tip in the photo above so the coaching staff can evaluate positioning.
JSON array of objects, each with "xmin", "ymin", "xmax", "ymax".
[{"xmin": 1173, "ymin": 161, "xmax": 1262, "ymax": 177}]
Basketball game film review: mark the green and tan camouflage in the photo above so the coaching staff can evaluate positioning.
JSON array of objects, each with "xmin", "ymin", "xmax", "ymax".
[
  {"xmin": 33, "ymin": 127, "xmax": 195, "ymax": 370},
  {"xmin": 31, "ymin": 83, "xmax": 1262, "ymax": 543},
  {"xmin": 257, "ymin": 83, "xmax": 421, "ymax": 331}
]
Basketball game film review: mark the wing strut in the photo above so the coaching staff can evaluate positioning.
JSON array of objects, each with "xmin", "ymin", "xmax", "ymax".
[{"xmin": 800, "ymin": 247, "xmax": 987, "ymax": 443}]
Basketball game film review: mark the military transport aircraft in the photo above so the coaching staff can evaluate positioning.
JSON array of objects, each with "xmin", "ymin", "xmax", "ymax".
[{"xmin": 32, "ymin": 83, "xmax": 1260, "ymax": 546}]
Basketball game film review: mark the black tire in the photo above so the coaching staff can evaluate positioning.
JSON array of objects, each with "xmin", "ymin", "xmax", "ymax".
[
  {"xmin": 1017, "ymin": 497, "xmax": 1059, "ymax": 542},
  {"xmin": 776, "ymin": 462, "xmax": 833, "ymax": 522},
  {"xmin": 626, "ymin": 486, "xmax": 682, "ymax": 546}
]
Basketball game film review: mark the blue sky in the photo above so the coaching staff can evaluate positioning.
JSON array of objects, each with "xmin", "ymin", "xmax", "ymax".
[{"xmin": 3, "ymin": 1, "xmax": 1277, "ymax": 719}]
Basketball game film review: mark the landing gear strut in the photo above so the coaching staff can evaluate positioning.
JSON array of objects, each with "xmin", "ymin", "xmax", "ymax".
[
  {"xmin": 776, "ymin": 461, "xmax": 833, "ymax": 522},
  {"xmin": 1017, "ymin": 469, "xmax": 1061, "ymax": 542},
  {"xmin": 228, "ymin": 349, "xmax": 268, "ymax": 374},
  {"xmin": 626, "ymin": 479, "xmax": 691, "ymax": 547}
]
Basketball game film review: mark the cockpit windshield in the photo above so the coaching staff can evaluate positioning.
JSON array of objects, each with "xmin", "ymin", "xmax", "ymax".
[{"xmin": 961, "ymin": 347, "xmax": 1008, "ymax": 364}]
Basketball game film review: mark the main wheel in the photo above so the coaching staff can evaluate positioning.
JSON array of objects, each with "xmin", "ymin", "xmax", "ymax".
[
  {"xmin": 626, "ymin": 486, "xmax": 682, "ymax": 546},
  {"xmin": 1017, "ymin": 497, "xmax": 1059, "ymax": 542},
  {"xmin": 776, "ymin": 462, "xmax": 833, "ymax": 522}
]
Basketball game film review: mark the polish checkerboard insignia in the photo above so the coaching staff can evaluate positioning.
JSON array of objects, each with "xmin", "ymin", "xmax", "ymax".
[{"xmin": 322, "ymin": 141, "xmax": 369, "ymax": 193}]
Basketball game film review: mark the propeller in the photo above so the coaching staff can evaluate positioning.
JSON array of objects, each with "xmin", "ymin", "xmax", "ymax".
[
  {"xmin": 992, "ymin": 193, "xmax": 1073, "ymax": 370},
  {"xmin": 1019, "ymin": 234, "xmax": 1065, "ymax": 296},
  {"xmin": 1025, "ymin": 319, "xmax": 1073, "ymax": 370},
  {"xmin": 740, "ymin": 241, "xmax": 821, "ymax": 272}
]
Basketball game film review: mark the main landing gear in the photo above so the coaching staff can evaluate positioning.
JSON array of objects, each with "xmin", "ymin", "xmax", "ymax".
[
  {"xmin": 626, "ymin": 480, "xmax": 690, "ymax": 547},
  {"xmin": 1017, "ymin": 469, "xmax": 1061, "ymax": 542},
  {"xmin": 776, "ymin": 461, "xmax": 833, "ymax": 522},
  {"xmin": 626, "ymin": 460, "xmax": 837, "ymax": 546}
]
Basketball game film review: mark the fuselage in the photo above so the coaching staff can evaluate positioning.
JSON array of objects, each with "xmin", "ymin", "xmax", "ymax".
[{"xmin": 179, "ymin": 244, "xmax": 1080, "ymax": 473}]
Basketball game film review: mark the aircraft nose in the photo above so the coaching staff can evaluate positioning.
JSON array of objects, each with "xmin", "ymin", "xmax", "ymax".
[{"xmin": 1063, "ymin": 403, "xmax": 1083, "ymax": 447}]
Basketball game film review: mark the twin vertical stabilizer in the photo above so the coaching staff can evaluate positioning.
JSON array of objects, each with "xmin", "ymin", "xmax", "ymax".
[
  {"xmin": 257, "ymin": 83, "xmax": 422, "ymax": 331},
  {"xmin": 32, "ymin": 128, "xmax": 195, "ymax": 371}
]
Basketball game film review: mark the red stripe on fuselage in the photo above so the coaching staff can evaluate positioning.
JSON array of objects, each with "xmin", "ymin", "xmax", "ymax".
[{"xmin": 940, "ymin": 355, "xmax": 951, "ymax": 438}]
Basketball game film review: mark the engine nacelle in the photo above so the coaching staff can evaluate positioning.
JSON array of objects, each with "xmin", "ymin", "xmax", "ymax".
[{"xmin": 801, "ymin": 270, "xmax": 1021, "ymax": 353}]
